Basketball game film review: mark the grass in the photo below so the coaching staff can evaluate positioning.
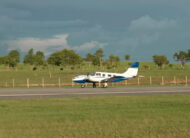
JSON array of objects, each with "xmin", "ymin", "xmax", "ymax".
[
  {"xmin": 0, "ymin": 95, "xmax": 190, "ymax": 137},
  {"xmin": 0, "ymin": 62, "xmax": 189, "ymax": 88}
]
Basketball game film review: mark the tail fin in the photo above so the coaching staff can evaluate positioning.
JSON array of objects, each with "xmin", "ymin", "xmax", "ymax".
[{"xmin": 122, "ymin": 62, "xmax": 139, "ymax": 77}]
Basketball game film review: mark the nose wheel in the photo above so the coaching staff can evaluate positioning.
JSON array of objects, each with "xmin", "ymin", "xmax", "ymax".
[
  {"xmin": 103, "ymin": 82, "xmax": 108, "ymax": 88},
  {"xmin": 81, "ymin": 84, "xmax": 85, "ymax": 88}
]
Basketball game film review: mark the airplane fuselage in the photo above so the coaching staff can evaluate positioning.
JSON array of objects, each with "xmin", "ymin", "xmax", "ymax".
[{"xmin": 72, "ymin": 62, "xmax": 139, "ymax": 88}]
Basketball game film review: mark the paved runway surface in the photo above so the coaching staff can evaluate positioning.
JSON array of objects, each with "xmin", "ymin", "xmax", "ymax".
[{"xmin": 0, "ymin": 87, "xmax": 190, "ymax": 100}]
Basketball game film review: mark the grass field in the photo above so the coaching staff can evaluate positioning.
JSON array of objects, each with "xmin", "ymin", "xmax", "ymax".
[
  {"xmin": 0, "ymin": 62, "xmax": 189, "ymax": 87},
  {"xmin": 0, "ymin": 95, "xmax": 190, "ymax": 137}
]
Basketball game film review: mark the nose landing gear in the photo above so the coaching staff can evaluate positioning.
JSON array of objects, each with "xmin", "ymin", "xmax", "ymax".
[
  {"xmin": 81, "ymin": 84, "xmax": 85, "ymax": 88},
  {"xmin": 103, "ymin": 82, "xmax": 108, "ymax": 88}
]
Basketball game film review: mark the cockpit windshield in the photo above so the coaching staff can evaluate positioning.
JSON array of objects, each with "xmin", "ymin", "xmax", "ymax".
[{"xmin": 90, "ymin": 72, "xmax": 96, "ymax": 76}]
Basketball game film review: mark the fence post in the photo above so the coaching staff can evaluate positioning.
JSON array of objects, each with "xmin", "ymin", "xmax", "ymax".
[
  {"xmin": 174, "ymin": 76, "xmax": 176, "ymax": 85},
  {"xmin": 27, "ymin": 78, "xmax": 30, "ymax": 88},
  {"xmin": 72, "ymin": 81, "xmax": 74, "ymax": 87},
  {"xmin": 49, "ymin": 71, "xmax": 52, "ymax": 78},
  {"xmin": 58, "ymin": 77, "xmax": 61, "ymax": 88},
  {"xmin": 138, "ymin": 77, "xmax": 140, "ymax": 85},
  {"xmin": 150, "ymin": 76, "xmax": 152, "ymax": 85},
  {"xmin": 161, "ymin": 76, "xmax": 164, "ymax": 85},
  {"xmin": 42, "ymin": 78, "xmax": 45, "ymax": 88},
  {"xmin": 126, "ymin": 80, "xmax": 128, "ymax": 86},
  {"xmin": 5, "ymin": 82, "xmax": 7, "ymax": 88},
  {"xmin": 186, "ymin": 76, "xmax": 188, "ymax": 86},
  {"xmin": 13, "ymin": 79, "xmax": 15, "ymax": 88}
]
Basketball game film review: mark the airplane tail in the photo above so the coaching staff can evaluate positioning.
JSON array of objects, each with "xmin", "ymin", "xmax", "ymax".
[{"xmin": 122, "ymin": 62, "xmax": 139, "ymax": 77}]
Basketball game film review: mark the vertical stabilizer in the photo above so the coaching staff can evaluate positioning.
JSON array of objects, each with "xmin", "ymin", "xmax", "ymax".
[{"xmin": 123, "ymin": 62, "xmax": 139, "ymax": 77}]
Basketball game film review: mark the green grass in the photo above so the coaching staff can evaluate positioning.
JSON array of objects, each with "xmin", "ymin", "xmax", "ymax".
[
  {"xmin": 0, "ymin": 95, "xmax": 190, "ymax": 137},
  {"xmin": 0, "ymin": 62, "xmax": 189, "ymax": 88}
]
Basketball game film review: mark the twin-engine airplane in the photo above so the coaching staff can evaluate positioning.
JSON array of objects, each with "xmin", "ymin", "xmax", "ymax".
[{"xmin": 72, "ymin": 62, "xmax": 139, "ymax": 88}]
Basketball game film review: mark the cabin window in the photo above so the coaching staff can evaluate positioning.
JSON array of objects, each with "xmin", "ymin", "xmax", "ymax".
[
  {"xmin": 96, "ymin": 73, "xmax": 101, "ymax": 76},
  {"xmin": 108, "ymin": 74, "xmax": 112, "ymax": 77},
  {"xmin": 102, "ymin": 74, "xmax": 105, "ymax": 77},
  {"xmin": 90, "ymin": 72, "xmax": 95, "ymax": 76}
]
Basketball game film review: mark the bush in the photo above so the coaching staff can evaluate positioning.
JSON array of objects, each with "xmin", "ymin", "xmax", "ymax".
[
  {"xmin": 33, "ymin": 67, "xmax": 37, "ymax": 71},
  {"xmin": 169, "ymin": 64, "xmax": 173, "ymax": 68},
  {"xmin": 143, "ymin": 65, "xmax": 149, "ymax": 70}
]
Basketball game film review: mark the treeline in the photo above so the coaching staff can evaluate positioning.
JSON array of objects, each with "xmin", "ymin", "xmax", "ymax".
[
  {"xmin": 153, "ymin": 49, "xmax": 190, "ymax": 69},
  {"xmin": 0, "ymin": 48, "xmax": 190, "ymax": 70},
  {"xmin": 0, "ymin": 48, "xmax": 83, "ymax": 69},
  {"xmin": 0, "ymin": 48, "xmax": 130, "ymax": 70}
]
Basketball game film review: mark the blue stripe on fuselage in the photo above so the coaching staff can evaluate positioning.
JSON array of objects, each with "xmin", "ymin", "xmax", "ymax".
[{"xmin": 111, "ymin": 78, "xmax": 128, "ymax": 83}]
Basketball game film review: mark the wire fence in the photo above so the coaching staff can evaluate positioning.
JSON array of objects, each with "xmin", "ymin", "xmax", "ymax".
[{"xmin": 0, "ymin": 76, "xmax": 189, "ymax": 88}]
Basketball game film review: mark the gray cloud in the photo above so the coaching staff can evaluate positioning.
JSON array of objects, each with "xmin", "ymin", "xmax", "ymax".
[{"xmin": 5, "ymin": 34, "xmax": 107, "ymax": 55}]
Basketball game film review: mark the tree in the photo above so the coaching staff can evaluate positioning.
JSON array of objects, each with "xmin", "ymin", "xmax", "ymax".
[
  {"xmin": 85, "ymin": 53, "xmax": 94, "ymax": 62},
  {"xmin": 107, "ymin": 54, "xmax": 120, "ymax": 68},
  {"xmin": 187, "ymin": 49, "xmax": 190, "ymax": 60},
  {"xmin": 34, "ymin": 51, "xmax": 45, "ymax": 66},
  {"xmin": 125, "ymin": 54, "xmax": 130, "ymax": 62},
  {"xmin": 6, "ymin": 56, "xmax": 17, "ymax": 68},
  {"xmin": 108, "ymin": 54, "xmax": 115, "ymax": 66},
  {"xmin": 153, "ymin": 55, "xmax": 169, "ymax": 69},
  {"xmin": 0, "ymin": 56, "xmax": 17, "ymax": 68},
  {"xmin": 0, "ymin": 50, "xmax": 20, "ymax": 68},
  {"xmin": 23, "ymin": 49, "xmax": 35, "ymax": 65},
  {"xmin": 173, "ymin": 51, "xmax": 188, "ymax": 67},
  {"xmin": 0, "ymin": 56, "xmax": 8, "ymax": 65},
  {"xmin": 47, "ymin": 49, "xmax": 83, "ymax": 66},
  {"xmin": 94, "ymin": 48, "xmax": 104, "ymax": 67},
  {"xmin": 47, "ymin": 52, "xmax": 62, "ymax": 66},
  {"xmin": 8, "ymin": 50, "xmax": 20, "ymax": 63}
]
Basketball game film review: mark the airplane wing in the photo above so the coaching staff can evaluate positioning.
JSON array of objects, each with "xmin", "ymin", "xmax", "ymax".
[{"xmin": 102, "ymin": 76, "xmax": 127, "ymax": 83}]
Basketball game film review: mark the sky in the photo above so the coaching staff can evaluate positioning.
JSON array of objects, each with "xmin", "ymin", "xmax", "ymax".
[{"xmin": 0, "ymin": 0, "xmax": 190, "ymax": 62}]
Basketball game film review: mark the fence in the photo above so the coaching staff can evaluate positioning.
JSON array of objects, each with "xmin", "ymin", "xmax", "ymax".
[{"xmin": 0, "ymin": 76, "xmax": 189, "ymax": 88}]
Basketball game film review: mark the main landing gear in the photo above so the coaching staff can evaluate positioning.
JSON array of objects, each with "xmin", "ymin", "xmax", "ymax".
[
  {"xmin": 81, "ymin": 82, "xmax": 108, "ymax": 88},
  {"xmin": 93, "ymin": 83, "xmax": 97, "ymax": 88}
]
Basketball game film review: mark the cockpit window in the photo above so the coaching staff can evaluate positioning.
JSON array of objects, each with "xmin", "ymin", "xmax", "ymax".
[
  {"xmin": 90, "ymin": 72, "xmax": 95, "ymax": 76},
  {"xmin": 95, "ymin": 73, "xmax": 101, "ymax": 76}
]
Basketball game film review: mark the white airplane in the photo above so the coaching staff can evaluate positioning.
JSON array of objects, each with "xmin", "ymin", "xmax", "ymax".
[{"xmin": 72, "ymin": 62, "xmax": 139, "ymax": 88}]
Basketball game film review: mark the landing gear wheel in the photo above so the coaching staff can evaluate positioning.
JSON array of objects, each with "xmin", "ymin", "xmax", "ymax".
[
  {"xmin": 93, "ymin": 83, "xmax": 96, "ymax": 88},
  {"xmin": 81, "ymin": 84, "xmax": 85, "ymax": 88},
  {"xmin": 103, "ymin": 82, "xmax": 108, "ymax": 88}
]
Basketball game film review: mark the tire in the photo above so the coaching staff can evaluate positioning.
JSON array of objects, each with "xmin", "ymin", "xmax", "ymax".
[{"xmin": 81, "ymin": 84, "xmax": 85, "ymax": 88}]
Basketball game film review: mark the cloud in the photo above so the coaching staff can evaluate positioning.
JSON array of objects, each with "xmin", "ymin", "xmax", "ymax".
[
  {"xmin": 5, "ymin": 34, "xmax": 107, "ymax": 55},
  {"xmin": 73, "ymin": 41, "xmax": 107, "ymax": 51},
  {"xmin": 121, "ymin": 15, "xmax": 177, "ymax": 47},
  {"xmin": 129, "ymin": 15, "xmax": 176, "ymax": 33}
]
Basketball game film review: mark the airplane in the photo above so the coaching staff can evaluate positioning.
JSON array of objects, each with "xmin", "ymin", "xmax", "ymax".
[{"xmin": 72, "ymin": 62, "xmax": 139, "ymax": 88}]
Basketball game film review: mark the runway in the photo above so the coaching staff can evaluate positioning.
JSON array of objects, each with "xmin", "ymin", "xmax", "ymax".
[{"xmin": 0, "ymin": 86, "xmax": 190, "ymax": 100}]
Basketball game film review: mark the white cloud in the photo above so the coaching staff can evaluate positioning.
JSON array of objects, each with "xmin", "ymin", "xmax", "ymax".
[
  {"xmin": 6, "ymin": 34, "xmax": 107, "ymax": 55},
  {"xmin": 129, "ymin": 15, "xmax": 176, "ymax": 33},
  {"xmin": 73, "ymin": 41, "xmax": 107, "ymax": 51}
]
